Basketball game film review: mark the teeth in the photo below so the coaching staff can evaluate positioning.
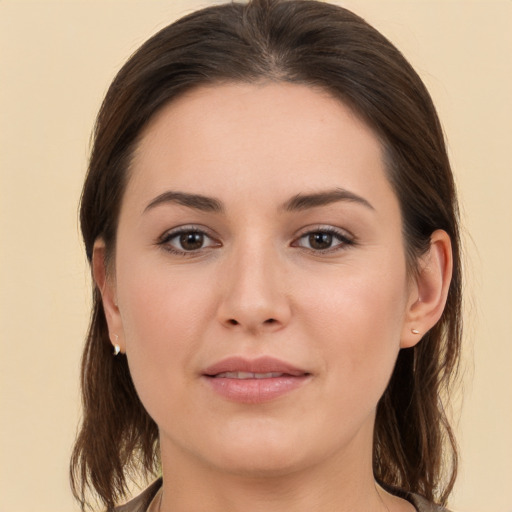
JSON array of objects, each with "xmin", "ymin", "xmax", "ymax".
[
  {"xmin": 214, "ymin": 371, "xmax": 284, "ymax": 379},
  {"xmin": 255, "ymin": 372, "xmax": 283, "ymax": 379}
]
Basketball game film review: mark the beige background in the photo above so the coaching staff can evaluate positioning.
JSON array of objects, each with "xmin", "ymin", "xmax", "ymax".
[{"xmin": 0, "ymin": 1, "xmax": 510, "ymax": 511}]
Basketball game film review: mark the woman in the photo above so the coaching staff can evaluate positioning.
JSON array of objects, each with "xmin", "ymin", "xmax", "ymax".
[{"xmin": 71, "ymin": 1, "xmax": 462, "ymax": 511}]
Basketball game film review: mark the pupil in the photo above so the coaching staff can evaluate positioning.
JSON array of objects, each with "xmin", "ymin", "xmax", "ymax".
[
  {"xmin": 180, "ymin": 232, "xmax": 204, "ymax": 250},
  {"xmin": 309, "ymin": 232, "xmax": 332, "ymax": 249}
]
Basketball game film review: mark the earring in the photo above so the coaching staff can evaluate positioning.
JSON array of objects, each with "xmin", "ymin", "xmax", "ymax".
[
  {"xmin": 113, "ymin": 334, "xmax": 121, "ymax": 355},
  {"xmin": 411, "ymin": 328, "xmax": 420, "ymax": 335}
]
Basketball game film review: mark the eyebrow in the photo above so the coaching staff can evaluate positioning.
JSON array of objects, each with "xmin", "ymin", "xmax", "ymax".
[
  {"xmin": 282, "ymin": 188, "xmax": 374, "ymax": 212},
  {"xmin": 144, "ymin": 191, "xmax": 224, "ymax": 213},
  {"xmin": 143, "ymin": 187, "xmax": 374, "ymax": 215}
]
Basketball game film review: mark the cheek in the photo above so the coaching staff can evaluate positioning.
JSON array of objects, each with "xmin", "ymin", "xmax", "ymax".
[
  {"xmin": 297, "ymin": 260, "xmax": 408, "ymax": 400},
  {"xmin": 115, "ymin": 259, "xmax": 217, "ymax": 412},
  {"xmin": 117, "ymin": 248, "xmax": 218, "ymax": 342}
]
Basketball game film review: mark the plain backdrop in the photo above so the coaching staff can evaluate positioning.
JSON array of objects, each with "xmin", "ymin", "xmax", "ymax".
[{"xmin": 0, "ymin": 1, "xmax": 511, "ymax": 511}]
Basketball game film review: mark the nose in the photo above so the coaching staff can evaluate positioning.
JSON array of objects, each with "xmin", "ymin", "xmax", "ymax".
[{"xmin": 216, "ymin": 241, "xmax": 292, "ymax": 334}]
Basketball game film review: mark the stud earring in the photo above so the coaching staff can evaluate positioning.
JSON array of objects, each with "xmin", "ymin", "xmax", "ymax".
[{"xmin": 411, "ymin": 328, "xmax": 420, "ymax": 335}]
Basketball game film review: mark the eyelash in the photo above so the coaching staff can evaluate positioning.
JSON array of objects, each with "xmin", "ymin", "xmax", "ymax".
[
  {"xmin": 157, "ymin": 226, "xmax": 220, "ymax": 256},
  {"xmin": 292, "ymin": 227, "xmax": 355, "ymax": 253},
  {"xmin": 157, "ymin": 225, "xmax": 355, "ymax": 256}
]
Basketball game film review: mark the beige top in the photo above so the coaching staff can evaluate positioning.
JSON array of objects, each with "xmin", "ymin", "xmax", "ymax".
[{"xmin": 114, "ymin": 478, "xmax": 452, "ymax": 512}]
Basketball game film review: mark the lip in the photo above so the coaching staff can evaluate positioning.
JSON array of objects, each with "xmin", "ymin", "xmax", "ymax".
[
  {"xmin": 203, "ymin": 356, "xmax": 308, "ymax": 377},
  {"xmin": 202, "ymin": 356, "xmax": 311, "ymax": 404}
]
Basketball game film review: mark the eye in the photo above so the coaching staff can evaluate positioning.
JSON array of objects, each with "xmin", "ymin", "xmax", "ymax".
[
  {"xmin": 293, "ymin": 228, "xmax": 354, "ymax": 252},
  {"xmin": 158, "ymin": 227, "xmax": 220, "ymax": 254}
]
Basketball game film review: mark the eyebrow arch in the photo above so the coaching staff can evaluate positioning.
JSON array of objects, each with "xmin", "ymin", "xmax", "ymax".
[
  {"xmin": 144, "ymin": 191, "xmax": 224, "ymax": 213},
  {"xmin": 282, "ymin": 188, "xmax": 375, "ymax": 212}
]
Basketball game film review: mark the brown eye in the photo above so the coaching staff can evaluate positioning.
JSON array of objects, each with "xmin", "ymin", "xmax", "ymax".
[
  {"xmin": 179, "ymin": 232, "xmax": 205, "ymax": 251},
  {"xmin": 308, "ymin": 232, "xmax": 333, "ymax": 250},
  {"xmin": 293, "ymin": 228, "xmax": 353, "ymax": 252},
  {"xmin": 159, "ymin": 228, "xmax": 219, "ymax": 254}
]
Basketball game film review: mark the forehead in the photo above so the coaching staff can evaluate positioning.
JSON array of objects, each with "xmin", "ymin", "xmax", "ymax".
[{"xmin": 126, "ymin": 82, "xmax": 396, "ymax": 213}]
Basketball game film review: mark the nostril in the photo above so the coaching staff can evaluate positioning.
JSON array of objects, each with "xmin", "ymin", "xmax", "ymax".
[{"xmin": 226, "ymin": 318, "xmax": 276, "ymax": 326}]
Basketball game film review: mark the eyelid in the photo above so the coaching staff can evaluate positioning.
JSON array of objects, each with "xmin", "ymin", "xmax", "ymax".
[
  {"xmin": 155, "ymin": 223, "xmax": 354, "ymax": 255},
  {"xmin": 157, "ymin": 224, "xmax": 221, "ymax": 254},
  {"xmin": 291, "ymin": 225, "xmax": 355, "ymax": 251}
]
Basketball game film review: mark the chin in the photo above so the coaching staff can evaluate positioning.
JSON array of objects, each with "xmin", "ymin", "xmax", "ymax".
[
  {"xmin": 200, "ymin": 422, "xmax": 323, "ymax": 478},
  {"xmin": 158, "ymin": 421, "xmax": 313, "ymax": 483}
]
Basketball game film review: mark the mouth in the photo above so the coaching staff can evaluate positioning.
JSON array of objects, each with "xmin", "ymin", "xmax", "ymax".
[
  {"xmin": 202, "ymin": 356, "xmax": 311, "ymax": 403},
  {"xmin": 203, "ymin": 355, "xmax": 309, "ymax": 377},
  {"xmin": 211, "ymin": 371, "xmax": 293, "ymax": 379}
]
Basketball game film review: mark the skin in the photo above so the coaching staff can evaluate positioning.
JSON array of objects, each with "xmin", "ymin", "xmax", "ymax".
[{"xmin": 94, "ymin": 83, "xmax": 452, "ymax": 512}]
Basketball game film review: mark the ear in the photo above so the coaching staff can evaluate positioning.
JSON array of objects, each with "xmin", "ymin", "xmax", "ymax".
[
  {"xmin": 92, "ymin": 239, "xmax": 125, "ymax": 354},
  {"xmin": 401, "ymin": 229, "xmax": 453, "ymax": 348}
]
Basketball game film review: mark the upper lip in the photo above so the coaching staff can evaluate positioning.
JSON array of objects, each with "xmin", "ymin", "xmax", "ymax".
[{"xmin": 202, "ymin": 356, "xmax": 308, "ymax": 377}]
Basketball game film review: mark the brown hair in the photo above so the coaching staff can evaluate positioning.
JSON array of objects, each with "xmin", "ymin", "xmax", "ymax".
[{"xmin": 71, "ymin": 0, "xmax": 462, "ymax": 509}]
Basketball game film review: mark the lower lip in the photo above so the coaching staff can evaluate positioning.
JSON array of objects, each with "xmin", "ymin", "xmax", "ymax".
[{"xmin": 203, "ymin": 375, "xmax": 309, "ymax": 404}]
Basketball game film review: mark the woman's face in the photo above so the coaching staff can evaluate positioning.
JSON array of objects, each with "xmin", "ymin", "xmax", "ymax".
[{"xmin": 101, "ymin": 83, "xmax": 421, "ymax": 477}]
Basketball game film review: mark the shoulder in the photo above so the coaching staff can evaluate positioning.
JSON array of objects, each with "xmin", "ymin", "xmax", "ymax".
[
  {"xmin": 384, "ymin": 484, "xmax": 454, "ymax": 512},
  {"xmin": 114, "ymin": 478, "xmax": 163, "ymax": 512},
  {"xmin": 112, "ymin": 480, "xmax": 453, "ymax": 512},
  {"xmin": 407, "ymin": 492, "xmax": 453, "ymax": 512}
]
